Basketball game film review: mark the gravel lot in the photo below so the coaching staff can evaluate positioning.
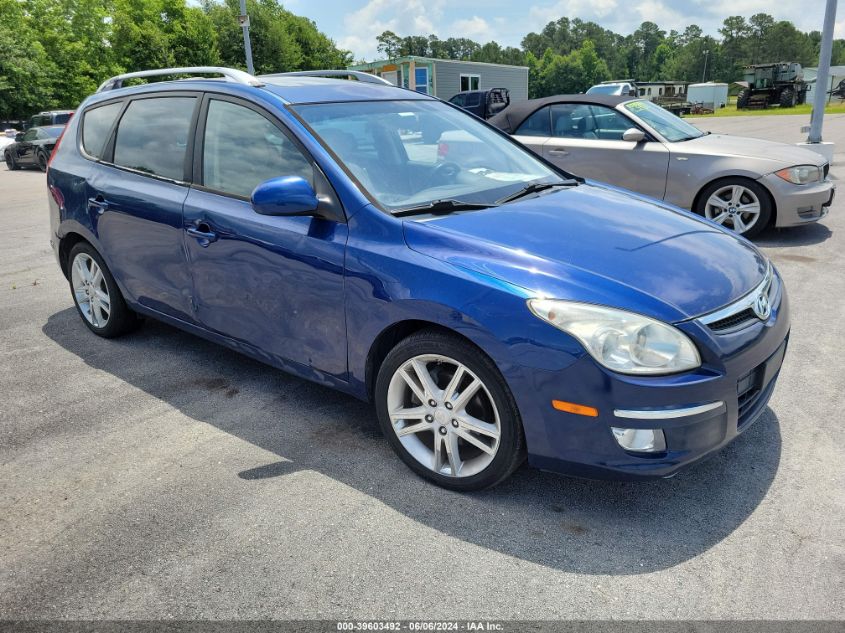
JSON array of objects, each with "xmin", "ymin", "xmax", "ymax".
[{"xmin": 1, "ymin": 115, "xmax": 843, "ymax": 621}]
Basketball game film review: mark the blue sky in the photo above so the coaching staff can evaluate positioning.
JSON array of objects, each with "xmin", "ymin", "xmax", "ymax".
[{"xmin": 283, "ymin": 0, "xmax": 841, "ymax": 61}]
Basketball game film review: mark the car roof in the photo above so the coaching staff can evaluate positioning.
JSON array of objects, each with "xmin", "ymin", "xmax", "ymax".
[
  {"xmin": 258, "ymin": 76, "xmax": 433, "ymax": 104},
  {"xmin": 489, "ymin": 94, "xmax": 633, "ymax": 133}
]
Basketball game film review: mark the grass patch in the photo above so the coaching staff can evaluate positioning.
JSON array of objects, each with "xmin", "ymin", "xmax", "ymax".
[{"xmin": 691, "ymin": 99, "xmax": 845, "ymax": 117}]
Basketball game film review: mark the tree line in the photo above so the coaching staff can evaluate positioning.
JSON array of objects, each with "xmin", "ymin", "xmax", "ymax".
[
  {"xmin": 377, "ymin": 14, "xmax": 845, "ymax": 98},
  {"xmin": 0, "ymin": 0, "xmax": 352, "ymax": 120}
]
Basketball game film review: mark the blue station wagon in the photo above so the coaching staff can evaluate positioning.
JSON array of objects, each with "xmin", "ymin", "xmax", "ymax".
[{"xmin": 47, "ymin": 67, "xmax": 789, "ymax": 490}]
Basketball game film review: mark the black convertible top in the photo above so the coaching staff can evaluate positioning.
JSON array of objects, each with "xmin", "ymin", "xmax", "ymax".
[{"xmin": 488, "ymin": 94, "xmax": 633, "ymax": 133}]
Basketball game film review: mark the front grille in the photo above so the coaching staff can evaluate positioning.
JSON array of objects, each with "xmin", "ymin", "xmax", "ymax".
[
  {"xmin": 701, "ymin": 263, "xmax": 775, "ymax": 334},
  {"xmin": 708, "ymin": 307, "xmax": 757, "ymax": 333}
]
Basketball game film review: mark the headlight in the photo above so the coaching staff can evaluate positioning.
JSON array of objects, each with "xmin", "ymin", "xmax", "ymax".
[
  {"xmin": 775, "ymin": 165, "xmax": 821, "ymax": 184},
  {"xmin": 527, "ymin": 299, "xmax": 701, "ymax": 375}
]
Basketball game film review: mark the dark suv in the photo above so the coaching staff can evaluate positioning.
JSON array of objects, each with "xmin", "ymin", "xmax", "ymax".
[{"xmin": 26, "ymin": 110, "xmax": 74, "ymax": 129}]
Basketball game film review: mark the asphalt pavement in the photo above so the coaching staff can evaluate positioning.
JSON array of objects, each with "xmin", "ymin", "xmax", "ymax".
[{"xmin": 0, "ymin": 114, "xmax": 843, "ymax": 620}]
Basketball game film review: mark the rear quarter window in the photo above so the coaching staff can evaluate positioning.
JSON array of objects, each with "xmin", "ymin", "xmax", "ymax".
[{"xmin": 82, "ymin": 102, "xmax": 122, "ymax": 159}]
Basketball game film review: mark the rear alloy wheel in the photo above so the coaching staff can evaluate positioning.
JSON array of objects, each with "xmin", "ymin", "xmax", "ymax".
[
  {"xmin": 68, "ymin": 242, "xmax": 138, "ymax": 338},
  {"xmin": 36, "ymin": 150, "xmax": 48, "ymax": 172},
  {"xmin": 697, "ymin": 179, "xmax": 771, "ymax": 239},
  {"xmin": 375, "ymin": 331, "xmax": 525, "ymax": 490},
  {"xmin": 4, "ymin": 151, "xmax": 19, "ymax": 171}
]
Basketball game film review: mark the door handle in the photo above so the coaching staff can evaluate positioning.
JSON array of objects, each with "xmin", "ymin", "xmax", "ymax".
[
  {"xmin": 186, "ymin": 223, "xmax": 219, "ymax": 245},
  {"xmin": 88, "ymin": 195, "xmax": 109, "ymax": 214},
  {"xmin": 547, "ymin": 148, "xmax": 569, "ymax": 156}
]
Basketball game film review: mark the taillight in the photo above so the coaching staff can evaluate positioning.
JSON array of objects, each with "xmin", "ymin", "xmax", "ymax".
[
  {"xmin": 47, "ymin": 113, "xmax": 73, "ymax": 169},
  {"xmin": 49, "ymin": 184, "xmax": 65, "ymax": 211}
]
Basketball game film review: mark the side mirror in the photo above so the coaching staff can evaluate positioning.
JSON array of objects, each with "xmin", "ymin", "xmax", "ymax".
[
  {"xmin": 628, "ymin": 89, "xmax": 637, "ymax": 97},
  {"xmin": 622, "ymin": 128, "xmax": 646, "ymax": 143},
  {"xmin": 15, "ymin": 133, "xmax": 23, "ymax": 142},
  {"xmin": 251, "ymin": 176, "xmax": 319, "ymax": 216}
]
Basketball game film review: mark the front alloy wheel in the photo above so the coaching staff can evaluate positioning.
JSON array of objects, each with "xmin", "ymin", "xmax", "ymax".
[
  {"xmin": 375, "ymin": 330, "xmax": 525, "ymax": 490},
  {"xmin": 697, "ymin": 178, "xmax": 771, "ymax": 239},
  {"xmin": 387, "ymin": 354, "xmax": 501, "ymax": 478}
]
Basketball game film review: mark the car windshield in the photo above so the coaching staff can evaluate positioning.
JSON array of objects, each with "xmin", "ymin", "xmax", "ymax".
[
  {"xmin": 623, "ymin": 100, "xmax": 704, "ymax": 142},
  {"xmin": 586, "ymin": 85, "xmax": 622, "ymax": 95},
  {"xmin": 293, "ymin": 99, "xmax": 561, "ymax": 212},
  {"xmin": 44, "ymin": 126, "xmax": 64, "ymax": 138}
]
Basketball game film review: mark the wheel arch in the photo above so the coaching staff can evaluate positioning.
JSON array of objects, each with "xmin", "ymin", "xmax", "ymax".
[
  {"xmin": 58, "ymin": 232, "xmax": 90, "ymax": 279},
  {"xmin": 692, "ymin": 174, "xmax": 777, "ymax": 227},
  {"xmin": 365, "ymin": 319, "xmax": 488, "ymax": 402}
]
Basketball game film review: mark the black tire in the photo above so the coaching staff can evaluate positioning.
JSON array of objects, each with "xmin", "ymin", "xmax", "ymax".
[
  {"xmin": 374, "ymin": 329, "xmax": 526, "ymax": 491},
  {"xmin": 36, "ymin": 150, "xmax": 48, "ymax": 172},
  {"xmin": 797, "ymin": 89, "xmax": 808, "ymax": 105},
  {"xmin": 5, "ymin": 151, "xmax": 19, "ymax": 171},
  {"xmin": 736, "ymin": 88, "xmax": 751, "ymax": 109},
  {"xmin": 695, "ymin": 177, "xmax": 773, "ymax": 239},
  {"xmin": 67, "ymin": 241, "xmax": 139, "ymax": 338},
  {"xmin": 779, "ymin": 87, "xmax": 796, "ymax": 108}
]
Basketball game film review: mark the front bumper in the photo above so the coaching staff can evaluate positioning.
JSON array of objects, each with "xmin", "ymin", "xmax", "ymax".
[
  {"xmin": 760, "ymin": 173, "xmax": 835, "ymax": 227},
  {"xmin": 505, "ymin": 272, "xmax": 790, "ymax": 481}
]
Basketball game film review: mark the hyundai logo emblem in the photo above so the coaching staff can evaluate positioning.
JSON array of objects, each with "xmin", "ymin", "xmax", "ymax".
[{"xmin": 753, "ymin": 292, "xmax": 771, "ymax": 321}]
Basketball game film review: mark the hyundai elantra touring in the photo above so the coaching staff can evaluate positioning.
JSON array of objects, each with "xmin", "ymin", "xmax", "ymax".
[{"xmin": 46, "ymin": 67, "xmax": 789, "ymax": 490}]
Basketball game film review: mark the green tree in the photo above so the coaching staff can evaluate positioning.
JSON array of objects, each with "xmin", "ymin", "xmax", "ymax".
[
  {"xmin": 376, "ymin": 30, "xmax": 402, "ymax": 59},
  {"xmin": 0, "ymin": 0, "xmax": 57, "ymax": 119}
]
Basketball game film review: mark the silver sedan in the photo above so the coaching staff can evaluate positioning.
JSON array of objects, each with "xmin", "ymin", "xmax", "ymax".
[{"xmin": 489, "ymin": 95, "xmax": 834, "ymax": 238}]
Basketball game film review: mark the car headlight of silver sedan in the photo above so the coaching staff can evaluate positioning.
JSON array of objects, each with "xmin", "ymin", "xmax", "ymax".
[
  {"xmin": 775, "ymin": 164, "xmax": 822, "ymax": 184},
  {"xmin": 527, "ymin": 299, "xmax": 701, "ymax": 375}
]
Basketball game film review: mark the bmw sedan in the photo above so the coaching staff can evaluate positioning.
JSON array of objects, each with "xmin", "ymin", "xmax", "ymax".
[
  {"xmin": 48, "ymin": 68, "xmax": 789, "ymax": 490},
  {"xmin": 490, "ymin": 95, "xmax": 834, "ymax": 238}
]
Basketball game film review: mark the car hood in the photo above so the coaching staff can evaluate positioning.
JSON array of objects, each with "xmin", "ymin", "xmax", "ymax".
[
  {"xmin": 676, "ymin": 133, "xmax": 827, "ymax": 168},
  {"xmin": 402, "ymin": 184, "xmax": 768, "ymax": 323}
]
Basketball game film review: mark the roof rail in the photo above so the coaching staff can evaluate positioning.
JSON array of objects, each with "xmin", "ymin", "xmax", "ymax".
[
  {"xmin": 262, "ymin": 70, "xmax": 393, "ymax": 86},
  {"xmin": 96, "ymin": 67, "xmax": 264, "ymax": 92}
]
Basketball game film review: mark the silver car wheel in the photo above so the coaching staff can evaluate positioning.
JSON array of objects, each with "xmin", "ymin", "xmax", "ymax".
[
  {"xmin": 386, "ymin": 354, "xmax": 501, "ymax": 478},
  {"xmin": 705, "ymin": 184, "xmax": 761, "ymax": 234},
  {"xmin": 71, "ymin": 253, "xmax": 111, "ymax": 328}
]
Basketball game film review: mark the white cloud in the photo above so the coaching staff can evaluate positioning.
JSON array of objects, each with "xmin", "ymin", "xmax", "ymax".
[
  {"xmin": 450, "ymin": 16, "xmax": 493, "ymax": 40},
  {"xmin": 337, "ymin": 0, "xmax": 445, "ymax": 61}
]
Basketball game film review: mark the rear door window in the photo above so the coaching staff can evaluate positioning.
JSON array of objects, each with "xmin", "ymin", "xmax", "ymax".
[
  {"xmin": 113, "ymin": 97, "xmax": 196, "ymax": 181},
  {"xmin": 82, "ymin": 102, "xmax": 122, "ymax": 159},
  {"xmin": 201, "ymin": 99, "xmax": 312, "ymax": 198}
]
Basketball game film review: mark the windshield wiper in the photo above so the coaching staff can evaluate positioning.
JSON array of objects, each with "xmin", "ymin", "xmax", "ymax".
[
  {"xmin": 496, "ymin": 180, "xmax": 578, "ymax": 204},
  {"xmin": 392, "ymin": 199, "xmax": 496, "ymax": 217}
]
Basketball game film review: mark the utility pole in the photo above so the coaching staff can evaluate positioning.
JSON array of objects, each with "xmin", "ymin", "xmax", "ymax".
[
  {"xmin": 238, "ymin": 0, "xmax": 255, "ymax": 75},
  {"xmin": 702, "ymin": 50, "xmax": 709, "ymax": 83},
  {"xmin": 808, "ymin": 0, "xmax": 837, "ymax": 144}
]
